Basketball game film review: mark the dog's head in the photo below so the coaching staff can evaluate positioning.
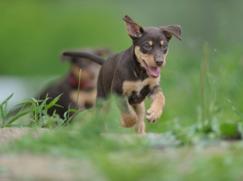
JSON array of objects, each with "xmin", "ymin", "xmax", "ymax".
[
  {"xmin": 123, "ymin": 15, "xmax": 181, "ymax": 78},
  {"xmin": 63, "ymin": 48, "xmax": 111, "ymax": 89}
]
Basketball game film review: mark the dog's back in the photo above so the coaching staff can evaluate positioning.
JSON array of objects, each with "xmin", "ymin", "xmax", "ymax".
[{"xmin": 97, "ymin": 53, "xmax": 120, "ymax": 97}]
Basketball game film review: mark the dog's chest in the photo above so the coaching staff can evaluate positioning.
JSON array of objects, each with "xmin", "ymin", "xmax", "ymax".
[{"xmin": 122, "ymin": 77, "xmax": 160, "ymax": 104}]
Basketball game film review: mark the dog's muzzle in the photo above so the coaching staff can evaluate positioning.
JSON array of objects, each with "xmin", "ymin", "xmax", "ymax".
[
  {"xmin": 154, "ymin": 54, "xmax": 164, "ymax": 67},
  {"xmin": 155, "ymin": 60, "xmax": 164, "ymax": 66}
]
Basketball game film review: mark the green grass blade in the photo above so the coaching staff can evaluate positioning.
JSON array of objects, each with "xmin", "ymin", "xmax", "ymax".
[
  {"xmin": 46, "ymin": 94, "xmax": 62, "ymax": 110},
  {"xmin": 0, "ymin": 93, "xmax": 14, "ymax": 106}
]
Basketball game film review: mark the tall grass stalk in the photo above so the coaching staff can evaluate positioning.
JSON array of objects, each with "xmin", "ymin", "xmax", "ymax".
[
  {"xmin": 200, "ymin": 43, "xmax": 209, "ymax": 126},
  {"xmin": 0, "ymin": 94, "xmax": 14, "ymax": 127}
]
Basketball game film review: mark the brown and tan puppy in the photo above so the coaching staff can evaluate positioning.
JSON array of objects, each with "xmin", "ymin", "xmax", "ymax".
[
  {"xmin": 96, "ymin": 16, "xmax": 182, "ymax": 134},
  {"xmin": 38, "ymin": 48, "xmax": 111, "ymax": 118}
]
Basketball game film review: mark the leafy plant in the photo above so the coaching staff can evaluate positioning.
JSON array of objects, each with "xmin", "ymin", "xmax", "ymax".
[
  {"xmin": 0, "ymin": 94, "xmax": 74, "ymax": 128},
  {"xmin": 0, "ymin": 94, "xmax": 14, "ymax": 127}
]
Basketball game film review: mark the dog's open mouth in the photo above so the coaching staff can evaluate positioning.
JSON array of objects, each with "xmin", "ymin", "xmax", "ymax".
[
  {"xmin": 147, "ymin": 66, "xmax": 160, "ymax": 78},
  {"xmin": 142, "ymin": 60, "xmax": 161, "ymax": 78}
]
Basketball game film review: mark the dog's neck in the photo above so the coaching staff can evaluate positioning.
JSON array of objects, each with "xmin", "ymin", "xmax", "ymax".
[{"xmin": 127, "ymin": 46, "xmax": 148, "ymax": 80}]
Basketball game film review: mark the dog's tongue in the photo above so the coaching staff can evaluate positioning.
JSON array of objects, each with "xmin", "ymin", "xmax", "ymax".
[{"xmin": 147, "ymin": 67, "xmax": 160, "ymax": 78}]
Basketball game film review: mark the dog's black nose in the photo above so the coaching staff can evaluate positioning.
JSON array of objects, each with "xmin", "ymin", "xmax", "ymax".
[{"xmin": 156, "ymin": 61, "xmax": 163, "ymax": 66}]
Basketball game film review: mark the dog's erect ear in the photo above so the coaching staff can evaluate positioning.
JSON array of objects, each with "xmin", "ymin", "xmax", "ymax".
[
  {"xmin": 161, "ymin": 25, "xmax": 182, "ymax": 41},
  {"xmin": 123, "ymin": 15, "xmax": 144, "ymax": 39}
]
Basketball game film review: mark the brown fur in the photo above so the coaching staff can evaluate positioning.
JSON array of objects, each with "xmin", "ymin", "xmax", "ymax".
[
  {"xmin": 95, "ymin": 15, "xmax": 181, "ymax": 133},
  {"xmin": 38, "ymin": 48, "xmax": 111, "ymax": 118},
  {"xmin": 121, "ymin": 113, "xmax": 137, "ymax": 128},
  {"xmin": 70, "ymin": 90, "xmax": 96, "ymax": 108},
  {"xmin": 122, "ymin": 77, "xmax": 160, "ymax": 96},
  {"xmin": 134, "ymin": 46, "xmax": 157, "ymax": 68}
]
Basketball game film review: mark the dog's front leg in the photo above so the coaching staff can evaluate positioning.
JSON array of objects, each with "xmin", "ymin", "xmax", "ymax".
[
  {"xmin": 119, "ymin": 98, "xmax": 138, "ymax": 128},
  {"xmin": 133, "ymin": 101, "xmax": 145, "ymax": 134},
  {"xmin": 146, "ymin": 86, "xmax": 165, "ymax": 123}
]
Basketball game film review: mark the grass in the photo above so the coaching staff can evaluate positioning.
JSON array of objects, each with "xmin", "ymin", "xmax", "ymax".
[
  {"xmin": 0, "ymin": 49, "xmax": 243, "ymax": 180},
  {"xmin": 0, "ymin": 95, "xmax": 74, "ymax": 128},
  {"xmin": 1, "ymin": 1, "xmax": 243, "ymax": 179}
]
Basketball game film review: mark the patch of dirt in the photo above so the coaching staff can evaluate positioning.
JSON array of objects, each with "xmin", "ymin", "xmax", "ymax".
[
  {"xmin": 0, "ymin": 154, "xmax": 105, "ymax": 181},
  {"xmin": 0, "ymin": 128, "xmax": 105, "ymax": 180},
  {"xmin": 0, "ymin": 128, "xmax": 48, "ymax": 144}
]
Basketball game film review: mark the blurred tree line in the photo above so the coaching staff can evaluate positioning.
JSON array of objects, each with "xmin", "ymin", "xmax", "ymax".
[{"xmin": 0, "ymin": 0, "xmax": 242, "ymax": 75}]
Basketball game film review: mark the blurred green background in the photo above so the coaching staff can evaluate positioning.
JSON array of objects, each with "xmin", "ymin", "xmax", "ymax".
[
  {"xmin": 1, "ymin": 0, "xmax": 242, "ymax": 75},
  {"xmin": 0, "ymin": 0, "xmax": 242, "ymax": 128},
  {"xmin": 1, "ymin": 1, "xmax": 243, "ymax": 179}
]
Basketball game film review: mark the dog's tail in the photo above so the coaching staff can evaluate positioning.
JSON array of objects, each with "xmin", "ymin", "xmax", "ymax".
[{"xmin": 62, "ymin": 51, "xmax": 105, "ymax": 65}]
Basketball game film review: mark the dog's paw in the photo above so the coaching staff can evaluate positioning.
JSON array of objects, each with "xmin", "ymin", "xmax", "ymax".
[
  {"xmin": 146, "ymin": 107, "xmax": 163, "ymax": 123},
  {"xmin": 121, "ymin": 114, "xmax": 137, "ymax": 128}
]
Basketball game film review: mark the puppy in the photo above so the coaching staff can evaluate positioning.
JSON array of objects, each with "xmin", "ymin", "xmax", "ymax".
[
  {"xmin": 38, "ymin": 48, "xmax": 111, "ymax": 118},
  {"xmin": 96, "ymin": 16, "xmax": 181, "ymax": 133}
]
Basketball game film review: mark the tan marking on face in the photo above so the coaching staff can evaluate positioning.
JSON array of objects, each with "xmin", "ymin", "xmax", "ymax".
[
  {"xmin": 134, "ymin": 46, "xmax": 157, "ymax": 68},
  {"xmin": 122, "ymin": 77, "xmax": 160, "ymax": 96},
  {"xmin": 161, "ymin": 52, "xmax": 168, "ymax": 66},
  {"xmin": 70, "ymin": 90, "xmax": 96, "ymax": 107},
  {"xmin": 148, "ymin": 41, "xmax": 153, "ymax": 46},
  {"xmin": 160, "ymin": 40, "xmax": 164, "ymax": 46},
  {"xmin": 72, "ymin": 64, "xmax": 101, "ymax": 85},
  {"xmin": 72, "ymin": 65, "xmax": 82, "ymax": 79},
  {"xmin": 72, "ymin": 65, "xmax": 91, "ymax": 81}
]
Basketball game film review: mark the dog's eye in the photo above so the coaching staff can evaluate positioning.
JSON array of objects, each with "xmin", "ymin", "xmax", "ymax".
[{"xmin": 142, "ymin": 42, "xmax": 152, "ymax": 51}]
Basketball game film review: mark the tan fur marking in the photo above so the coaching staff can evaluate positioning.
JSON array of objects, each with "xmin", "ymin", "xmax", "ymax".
[
  {"xmin": 160, "ymin": 40, "xmax": 164, "ymax": 46},
  {"xmin": 162, "ymin": 52, "xmax": 168, "ymax": 66},
  {"xmin": 122, "ymin": 77, "xmax": 160, "ymax": 96},
  {"xmin": 120, "ymin": 100, "xmax": 138, "ymax": 127},
  {"xmin": 133, "ymin": 102, "xmax": 146, "ymax": 134},
  {"xmin": 134, "ymin": 46, "xmax": 157, "ymax": 68},
  {"xmin": 70, "ymin": 90, "xmax": 96, "ymax": 107},
  {"xmin": 71, "ymin": 65, "xmax": 92, "ymax": 81},
  {"xmin": 148, "ymin": 41, "xmax": 153, "ymax": 46},
  {"xmin": 121, "ymin": 113, "xmax": 137, "ymax": 127},
  {"xmin": 72, "ymin": 65, "xmax": 82, "ymax": 79}
]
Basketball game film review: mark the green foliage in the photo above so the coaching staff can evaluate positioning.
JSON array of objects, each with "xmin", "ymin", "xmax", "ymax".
[
  {"xmin": 0, "ymin": 94, "xmax": 14, "ymax": 127},
  {"xmin": 0, "ymin": 1, "xmax": 243, "ymax": 180},
  {"xmin": 0, "ymin": 95, "xmax": 72, "ymax": 128},
  {"xmin": 1, "ymin": 93, "xmax": 243, "ymax": 180},
  {"xmin": 1, "ymin": 1, "xmax": 243, "ymax": 75}
]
